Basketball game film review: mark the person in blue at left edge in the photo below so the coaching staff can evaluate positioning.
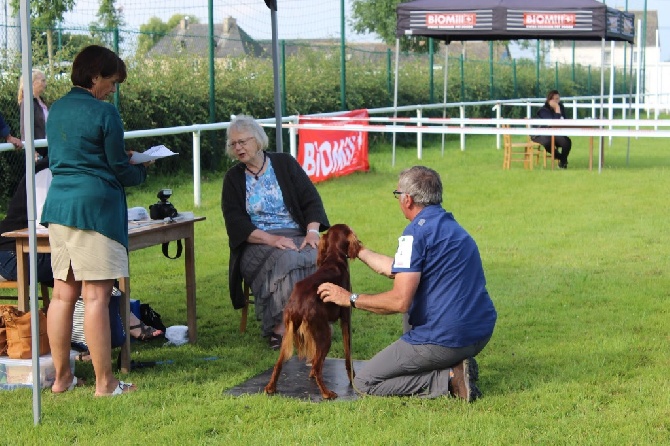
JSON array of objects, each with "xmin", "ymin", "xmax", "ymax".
[
  {"xmin": 0, "ymin": 111, "xmax": 23, "ymax": 148},
  {"xmin": 317, "ymin": 166, "xmax": 497, "ymax": 402}
]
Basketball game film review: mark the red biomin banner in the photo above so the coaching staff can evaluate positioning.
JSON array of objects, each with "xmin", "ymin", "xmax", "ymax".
[{"xmin": 297, "ymin": 109, "xmax": 370, "ymax": 183}]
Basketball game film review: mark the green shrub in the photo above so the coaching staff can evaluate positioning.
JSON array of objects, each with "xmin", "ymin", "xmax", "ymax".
[{"xmin": 0, "ymin": 47, "xmax": 629, "ymax": 209}]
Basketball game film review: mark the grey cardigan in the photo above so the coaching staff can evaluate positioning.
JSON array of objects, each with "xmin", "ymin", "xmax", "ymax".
[{"xmin": 221, "ymin": 151, "xmax": 329, "ymax": 309}]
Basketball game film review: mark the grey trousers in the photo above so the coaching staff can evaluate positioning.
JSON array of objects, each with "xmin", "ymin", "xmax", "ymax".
[{"xmin": 353, "ymin": 335, "xmax": 492, "ymax": 398}]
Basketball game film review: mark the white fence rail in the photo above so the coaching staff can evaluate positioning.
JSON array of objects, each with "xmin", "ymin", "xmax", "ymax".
[{"xmin": 3, "ymin": 94, "xmax": 669, "ymax": 206}]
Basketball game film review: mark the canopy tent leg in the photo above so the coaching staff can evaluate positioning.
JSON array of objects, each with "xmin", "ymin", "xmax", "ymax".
[
  {"xmin": 598, "ymin": 37, "xmax": 605, "ymax": 173},
  {"xmin": 270, "ymin": 6, "xmax": 283, "ymax": 152},
  {"xmin": 19, "ymin": 0, "xmax": 42, "ymax": 425},
  {"xmin": 392, "ymin": 38, "xmax": 400, "ymax": 166},
  {"xmin": 441, "ymin": 44, "xmax": 449, "ymax": 156}
]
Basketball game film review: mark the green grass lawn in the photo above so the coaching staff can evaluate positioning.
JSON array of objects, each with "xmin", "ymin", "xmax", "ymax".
[{"xmin": 2, "ymin": 134, "xmax": 670, "ymax": 445}]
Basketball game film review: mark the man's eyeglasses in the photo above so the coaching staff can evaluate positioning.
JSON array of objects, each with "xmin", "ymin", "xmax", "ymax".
[
  {"xmin": 393, "ymin": 190, "xmax": 405, "ymax": 199},
  {"xmin": 227, "ymin": 137, "xmax": 254, "ymax": 149}
]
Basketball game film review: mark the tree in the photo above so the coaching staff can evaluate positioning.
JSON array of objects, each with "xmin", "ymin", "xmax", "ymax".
[
  {"xmin": 10, "ymin": 0, "xmax": 76, "ymax": 72},
  {"xmin": 30, "ymin": 29, "xmax": 98, "ymax": 66},
  {"xmin": 351, "ymin": 0, "xmax": 430, "ymax": 52},
  {"xmin": 89, "ymin": 0, "xmax": 126, "ymax": 47},
  {"xmin": 137, "ymin": 14, "xmax": 200, "ymax": 56},
  {"xmin": 517, "ymin": 40, "xmax": 551, "ymax": 64}
]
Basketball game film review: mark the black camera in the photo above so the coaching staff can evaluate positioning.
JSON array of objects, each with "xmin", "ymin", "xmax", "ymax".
[{"xmin": 149, "ymin": 189, "xmax": 178, "ymax": 220}]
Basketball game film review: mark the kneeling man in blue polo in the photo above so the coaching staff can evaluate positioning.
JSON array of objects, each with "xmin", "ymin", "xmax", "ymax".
[{"xmin": 318, "ymin": 166, "xmax": 496, "ymax": 401}]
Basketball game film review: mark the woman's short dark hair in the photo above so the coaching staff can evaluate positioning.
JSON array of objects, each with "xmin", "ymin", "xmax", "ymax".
[{"xmin": 71, "ymin": 45, "xmax": 127, "ymax": 89}]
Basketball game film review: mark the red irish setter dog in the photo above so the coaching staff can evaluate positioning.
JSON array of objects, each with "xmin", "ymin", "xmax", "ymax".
[{"xmin": 264, "ymin": 224, "xmax": 362, "ymax": 399}]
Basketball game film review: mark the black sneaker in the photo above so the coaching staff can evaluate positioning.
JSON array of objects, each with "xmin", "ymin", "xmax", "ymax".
[{"xmin": 450, "ymin": 357, "xmax": 481, "ymax": 402}]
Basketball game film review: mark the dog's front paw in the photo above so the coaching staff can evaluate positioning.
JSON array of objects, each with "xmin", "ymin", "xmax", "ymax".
[
  {"xmin": 264, "ymin": 384, "xmax": 277, "ymax": 395},
  {"xmin": 321, "ymin": 390, "xmax": 338, "ymax": 400}
]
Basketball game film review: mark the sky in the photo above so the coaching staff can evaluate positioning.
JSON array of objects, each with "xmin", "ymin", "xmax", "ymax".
[
  {"xmin": 10, "ymin": 0, "xmax": 670, "ymax": 60},
  {"xmin": 625, "ymin": 0, "xmax": 670, "ymax": 60}
]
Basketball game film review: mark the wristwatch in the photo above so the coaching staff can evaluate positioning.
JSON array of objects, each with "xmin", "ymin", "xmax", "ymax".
[{"xmin": 349, "ymin": 293, "xmax": 359, "ymax": 309}]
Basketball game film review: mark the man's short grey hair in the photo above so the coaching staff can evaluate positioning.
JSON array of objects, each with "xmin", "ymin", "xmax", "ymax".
[
  {"xmin": 397, "ymin": 166, "xmax": 442, "ymax": 206},
  {"xmin": 225, "ymin": 115, "xmax": 269, "ymax": 158}
]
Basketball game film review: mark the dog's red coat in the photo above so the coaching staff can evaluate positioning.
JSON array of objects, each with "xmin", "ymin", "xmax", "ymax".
[{"xmin": 264, "ymin": 224, "xmax": 362, "ymax": 399}]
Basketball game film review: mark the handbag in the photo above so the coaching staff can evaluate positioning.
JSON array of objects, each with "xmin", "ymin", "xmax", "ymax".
[
  {"xmin": 140, "ymin": 303, "xmax": 166, "ymax": 332},
  {"xmin": 0, "ymin": 311, "xmax": 7, "ymax": 356},
  {"xmin": 0, "ymin": 305, "xmax": 50, "ymax": 359}
]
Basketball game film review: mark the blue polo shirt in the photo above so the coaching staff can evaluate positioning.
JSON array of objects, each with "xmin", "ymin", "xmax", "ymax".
[{"xmin": 392, "ymin": 205, "xmax": 497, "ymax": 348}]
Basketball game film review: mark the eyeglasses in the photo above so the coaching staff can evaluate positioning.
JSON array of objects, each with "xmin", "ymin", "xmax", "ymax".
[
  {"xmin": 227, "ymin": 137, "xmax": 254, "ymax": 149},
  {"xmin": 393, "ymin": 190, "xmax": 405, "ymax": 199}
]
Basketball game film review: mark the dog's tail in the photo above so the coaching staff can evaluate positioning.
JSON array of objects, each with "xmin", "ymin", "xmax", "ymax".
[
  {"xmin": 279, "ymin": 320, "xmax": 296, "ymax": 360},
  {"xmin": 296, "ymin": 321, "xmax": 317, "ymax": 362}
]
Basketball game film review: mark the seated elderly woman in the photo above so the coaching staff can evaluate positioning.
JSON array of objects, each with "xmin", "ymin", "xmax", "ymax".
[{"xmin": 222, "ymin": 115, "xmax": 329, "ymax": 350}]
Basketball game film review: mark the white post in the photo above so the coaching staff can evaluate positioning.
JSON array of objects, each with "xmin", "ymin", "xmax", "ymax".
[
  {"xmin": 635, "ymin": 19, "xmax": 642, "ymax": 131},
  {"xmin": 417, "ymin": 108, "xmax": 423, "ymax": 160},
  {"xmin": 289, "ymin": 116, "xmax": 297, "ymax": 158},
  {"xmin": 193, "ymin": 130, "xmax": 201, "ymax": 207},
  {"xmin": 392, "ymin": 38, "xmax": 400, "ymax": 166},
  {"xmin": 459, "ymin": 105, "xmax": 465, "ymax": 151},
  {"xmin": 654, "ymin": 61, "xmax": 660, "ymax": 128},
  {"xmin": 495, "ymin": 102, "xmax": 501, "ymax": 150},
  {"xmin": 591, "ymin": 98, "xmax": 596, "ymax": 119}
]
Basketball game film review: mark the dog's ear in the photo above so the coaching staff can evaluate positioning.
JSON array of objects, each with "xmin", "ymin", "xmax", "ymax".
[
  {"xmin": 346, "ymin": 228, "xmax": 361, "ymax": 260},
  {"xmin": 317, "ymin": 231, "xmax": 329, "ymax": 266}
]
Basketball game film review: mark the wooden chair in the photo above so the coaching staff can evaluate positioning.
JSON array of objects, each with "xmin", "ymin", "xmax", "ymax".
[
  {"xmin": 239, "ymin": 281, "xmax": 253, "ymax": 333},
  {"xmin": 0, "ymin": 281, "xmax": 51, "ymax": 311},
  {"xmin": 524, "ymin": 119, "xmax": 558, "ymax": 170},
  {"xmin": 535, "ymin": 135, "xmax": 559, "ymax": 170},
  {"xmin": 502, "ymin": 124, "xmax": 537, "ymax": 170}
]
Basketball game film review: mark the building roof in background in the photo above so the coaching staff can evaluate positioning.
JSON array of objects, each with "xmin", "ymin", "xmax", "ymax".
[
  {"xmin": 148, "ymin": 15, "xmax": 510, "ymax": 62},
  {"xmin": 147, "ymin": 16, "xmax": 265, "ymax": 58}
]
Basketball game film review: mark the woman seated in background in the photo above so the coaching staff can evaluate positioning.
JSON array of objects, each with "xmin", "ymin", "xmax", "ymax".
[
  {"xmin": 221, "ymin": 115, "xmax": 329, "ymax": 350},
  {"xmin": 531, "ymin": 89, "xmax": 572, "ymax": 169},
  {"xmin": 0, "ymin": 157, "xmax": 53, "ymax": 284},
  {"xmin": 18, "ymin": 68, "xmax": 49, "ymax": 159}
]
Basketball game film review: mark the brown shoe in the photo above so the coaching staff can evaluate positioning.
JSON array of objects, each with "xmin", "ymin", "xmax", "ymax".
[{"xmin": 450, "ymin": 357, "xmax": 481, "ymax": 402}]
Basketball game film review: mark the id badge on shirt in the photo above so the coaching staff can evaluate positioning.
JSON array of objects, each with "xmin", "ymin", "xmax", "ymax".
[{"xmin": 393, "ymin": 235, "xmax": 414, "ymax": 269}]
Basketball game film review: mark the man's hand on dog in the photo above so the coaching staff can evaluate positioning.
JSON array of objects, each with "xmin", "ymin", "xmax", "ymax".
[{"xmin": 317, "ymin": 283, "xmax": 350, "ymax": 307}]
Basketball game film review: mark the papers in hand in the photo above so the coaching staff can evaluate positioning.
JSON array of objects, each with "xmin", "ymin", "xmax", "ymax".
[{"xmin": 130, "ymin": 145, "xmax": 178, "ymax": 163}]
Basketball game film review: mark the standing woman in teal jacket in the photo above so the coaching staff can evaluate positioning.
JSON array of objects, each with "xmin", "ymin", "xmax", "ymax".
[{"xmin": 41, "ymin": 45, "xmax": 150, "ymax": 397}]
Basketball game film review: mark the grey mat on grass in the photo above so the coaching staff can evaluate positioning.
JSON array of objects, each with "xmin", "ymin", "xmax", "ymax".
[{"xmin": 225, "ymin": 357, "xmax": 367, "ymax": 401}]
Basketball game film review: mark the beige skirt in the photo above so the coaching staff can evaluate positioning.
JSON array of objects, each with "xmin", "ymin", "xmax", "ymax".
[{"xmin": 49, "ymin": 224, "xmax": 128, "ymax": 281}]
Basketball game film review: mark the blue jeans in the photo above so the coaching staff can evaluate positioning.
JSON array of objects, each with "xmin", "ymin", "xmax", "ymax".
[{"xmin": 0, "ymin": 250, "xmax": 53, "ymax": 283}]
